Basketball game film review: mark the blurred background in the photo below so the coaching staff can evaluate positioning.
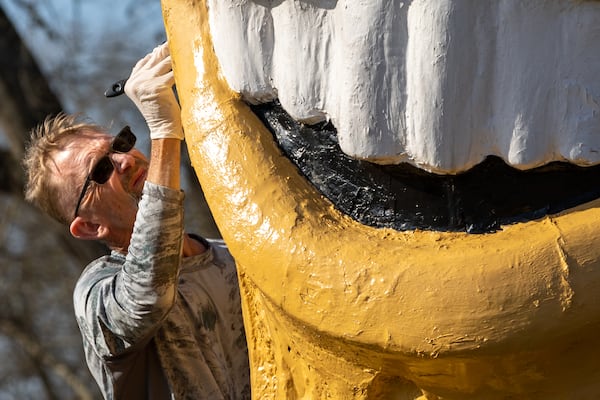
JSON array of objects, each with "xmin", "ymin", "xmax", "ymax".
[{"xmin": 0, "ymin": 1, "xmax": 219, "ymax": 398}]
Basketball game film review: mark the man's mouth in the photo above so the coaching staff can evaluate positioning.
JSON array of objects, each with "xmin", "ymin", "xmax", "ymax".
[{"xmin": 131, "ymin": 167, "xmax": 147, "ymax": 197}]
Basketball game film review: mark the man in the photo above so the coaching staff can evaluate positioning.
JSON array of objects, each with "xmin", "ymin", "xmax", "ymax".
[{"xmin": 22, "ymin": 43, "xmax": 250, "ymax": 399}]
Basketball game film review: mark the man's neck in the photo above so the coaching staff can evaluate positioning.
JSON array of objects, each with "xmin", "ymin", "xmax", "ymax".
[
  {"xmin": 109, "ymin": 233, "xmax": 207, "ymax": 257},
  {"xmin": 183, "ymin": 234, "xmax": 208, "ymax": 257}
]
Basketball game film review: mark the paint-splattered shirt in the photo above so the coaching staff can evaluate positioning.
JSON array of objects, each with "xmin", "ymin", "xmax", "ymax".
[{"xmin": 73, "ymin": 182, "xmax": 250, "ymax": 400}]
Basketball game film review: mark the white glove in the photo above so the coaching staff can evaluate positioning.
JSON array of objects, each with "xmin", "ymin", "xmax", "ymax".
[{"xmin": 125, "ymin": 42, "xmax": 184, "ymax": 140}]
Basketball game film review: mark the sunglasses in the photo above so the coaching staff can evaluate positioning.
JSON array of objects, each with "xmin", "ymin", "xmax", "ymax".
[{"xmin": 73, "ymin": 126, "xmax": 137, "ymax": 219}]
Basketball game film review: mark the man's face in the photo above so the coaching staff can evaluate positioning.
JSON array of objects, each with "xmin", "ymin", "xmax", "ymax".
[{"xmin": 57, "ymin": 130, "xmax": 149, "ymax": 244}]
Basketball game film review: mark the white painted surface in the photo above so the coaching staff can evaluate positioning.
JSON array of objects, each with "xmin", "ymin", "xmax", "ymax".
[{"xmin": 207, "ymin": 0, "xmax": 600, "ymax": 173}]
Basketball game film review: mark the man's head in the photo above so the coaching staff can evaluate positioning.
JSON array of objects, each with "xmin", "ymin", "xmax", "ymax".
[{"xmin": 23, "ymin": 113, "xmax": 149, "ymax": 249}]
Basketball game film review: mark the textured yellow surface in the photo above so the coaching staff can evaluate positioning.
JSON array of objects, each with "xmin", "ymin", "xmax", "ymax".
[{"xmin": 162, "ymin": 1, "xmax": 600, "ymax": 398}]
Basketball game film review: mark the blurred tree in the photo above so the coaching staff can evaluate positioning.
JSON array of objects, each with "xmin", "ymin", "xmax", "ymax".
[
  {"xmin": 0, "ymin": 1, "xmax": 218, "ymax": 398},
  {"xmin": 0, "ymin": 3, "xmax": 60, "ymax": 158},
  {"xmin": 0, "ymin": 3, "xmax": 106, "ymax": 399}
]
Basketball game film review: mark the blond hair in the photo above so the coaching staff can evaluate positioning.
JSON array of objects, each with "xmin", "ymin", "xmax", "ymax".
[{"xmin": 23, "ymin": 113, "xmax": 106, "ymax": 225}]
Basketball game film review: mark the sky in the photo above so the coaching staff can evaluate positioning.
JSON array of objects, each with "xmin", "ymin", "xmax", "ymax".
[
  {"xmin": 0, "ymin": 0, "xmax": 165, "ymax": 148},
  {"xmin": 1, "ymin": 0, "xmax": 164, "ymax": 68}
]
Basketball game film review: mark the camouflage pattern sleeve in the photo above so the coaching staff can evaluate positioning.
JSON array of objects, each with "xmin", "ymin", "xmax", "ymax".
[{"xmin": 74, "ymin": 182, "xmax": 185, "ymax": 358}]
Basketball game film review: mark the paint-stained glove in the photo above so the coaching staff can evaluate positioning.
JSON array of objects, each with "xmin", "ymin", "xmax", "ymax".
[{"xmin": 125, "ymin": 42, "xmax": 184, "ymax": 140}]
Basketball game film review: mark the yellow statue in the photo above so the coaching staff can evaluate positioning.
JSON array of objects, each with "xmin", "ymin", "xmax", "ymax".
[{"xmin": 162, "ymin": 1, "xmax": 600, "ymax": 398}]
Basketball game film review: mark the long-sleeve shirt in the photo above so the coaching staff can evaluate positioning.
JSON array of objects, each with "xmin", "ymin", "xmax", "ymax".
[{"xmin": 73, "ymin": 182, "xmax": 250, "ymax": 399}]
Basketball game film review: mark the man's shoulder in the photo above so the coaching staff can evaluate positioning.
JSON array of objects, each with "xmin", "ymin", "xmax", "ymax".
[
  {"xmin": 73, "ymin": 254, "xmax": 123, "ymax": 307},
  {"xmin": 80, "ymin": 253, "xmax": 124, "ymax": 279}
]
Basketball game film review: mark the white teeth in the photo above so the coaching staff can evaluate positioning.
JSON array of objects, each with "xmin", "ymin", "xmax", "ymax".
[{"xmin": 206, "ymin": 0, "xmax": 600, "ymax": 173}]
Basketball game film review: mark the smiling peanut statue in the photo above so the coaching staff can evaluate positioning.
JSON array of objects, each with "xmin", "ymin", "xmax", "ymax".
[{"xmin": 160, "ymin": 1, "xmax": 600, "ymax": 399}]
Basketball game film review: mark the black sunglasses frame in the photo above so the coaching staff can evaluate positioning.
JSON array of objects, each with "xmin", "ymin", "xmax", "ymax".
[{"xmin": 73, "ymin": 126, "xmax": 136, "ymax": 219}]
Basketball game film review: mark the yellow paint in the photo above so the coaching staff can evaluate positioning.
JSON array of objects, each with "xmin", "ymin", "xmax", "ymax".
[{"xmin": 162, "ymin": 1, "xmax": 600, "ymax": 398}]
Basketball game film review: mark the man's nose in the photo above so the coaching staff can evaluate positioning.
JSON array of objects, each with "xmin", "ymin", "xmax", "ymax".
[{"xmin": 109, "ymin": 152, "xmax": 135, "ymax": 174}]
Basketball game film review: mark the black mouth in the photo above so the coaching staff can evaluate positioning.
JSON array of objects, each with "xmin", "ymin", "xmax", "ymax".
[{"xmin": 252, "ymin": 101, "xmax": 600, "ymax": 234}]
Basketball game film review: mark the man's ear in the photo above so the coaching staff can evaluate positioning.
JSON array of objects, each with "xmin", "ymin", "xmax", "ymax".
[{"xmin": 70, "ymin": 217, "xmax": 105, "ymax": 241}]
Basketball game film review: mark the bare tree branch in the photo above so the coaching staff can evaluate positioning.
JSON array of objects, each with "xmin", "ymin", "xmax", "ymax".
[{"xmin": 0, "ymin": 4, "xmax": 62, "ymax": 160}]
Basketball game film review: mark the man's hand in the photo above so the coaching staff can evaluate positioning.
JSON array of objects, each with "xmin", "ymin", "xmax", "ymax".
[{"xmin": 125, "ymin": 42, "xmax": 184, "ymax": 141}]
